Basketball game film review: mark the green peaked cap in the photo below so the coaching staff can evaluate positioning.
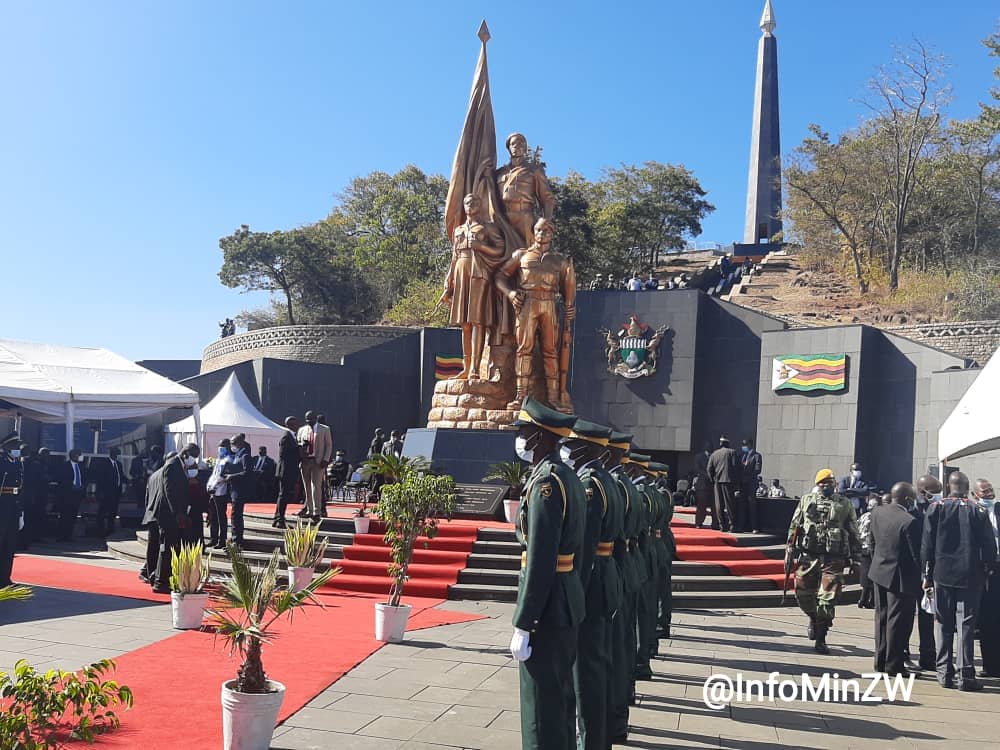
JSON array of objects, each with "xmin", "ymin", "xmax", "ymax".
[
  {"xmin": 511, "ymin": 396, "xmax": 577, "ymax": 436},
  {"xmin": 571, "ymin": 419, "xmax": 613, "ymax": 444}
]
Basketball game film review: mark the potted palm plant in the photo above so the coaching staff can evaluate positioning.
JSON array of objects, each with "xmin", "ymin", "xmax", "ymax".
[
  {"xmin": 283, "ymin": 519, "xmax": 328, "ymax": 592},
  {"xmin": 169, "ymin": 542, "xmax": 211, "ymax": 629},
  {"xmin": 209, "ymin": 544, "xmax": 337, "ymax": 750},
  {"xmin": 373, "ymin": 461, "xmax": 456, "ymax": 642},
  {"xmin": 483, "ymin": 460, "xmax": 528, "ymax": 524}
]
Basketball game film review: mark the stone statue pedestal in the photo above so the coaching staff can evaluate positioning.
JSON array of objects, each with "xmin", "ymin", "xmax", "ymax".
[{"xmin": 426, "ymin": 378, "xmax": 518, "ymax": 430}]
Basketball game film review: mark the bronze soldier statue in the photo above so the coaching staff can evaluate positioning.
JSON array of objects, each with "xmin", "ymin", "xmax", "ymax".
[
  {"xmin": 495, "ymin": 132, "xmax": 556, "ymax": 250},
  {"xmin": 495, "ymin": 218, "xmax": 576, "ymax": 412},
  {"xmin": 440, "ymin": 193, "xmax": 506, "ymax": 380}
]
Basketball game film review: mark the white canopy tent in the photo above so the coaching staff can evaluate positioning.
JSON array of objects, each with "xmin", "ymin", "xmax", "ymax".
[
  {"xmin": 938, "ymin": 348, "xmax": 1000, "ymax": 471},
  {"xmin": 0, "ymin": 338, "xmax": 201, "ymax": 450},
  {"xmin": 165, "ymin": 372, "xmax": 285, "ymax": 457}
]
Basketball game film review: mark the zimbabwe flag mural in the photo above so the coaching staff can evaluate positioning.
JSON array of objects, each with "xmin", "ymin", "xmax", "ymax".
[
  {"xmin": 434, "ymin": 355, "xmax": 464, "ymax": 380},
  {"xmin": 772, "ymin": 353, "xmax": 847, "ymax": 392}
]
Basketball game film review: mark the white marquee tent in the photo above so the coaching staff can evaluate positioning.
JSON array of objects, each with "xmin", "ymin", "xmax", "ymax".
[
  {"xmin": 938, "ymin": 348, "xmax": 1000, "ymax": 467},
  {"xmin": 0, "ymin": 338, "xmax": 200, "ymax": 450},
  {"xmin": 165, "ymin": 372, "xmax": 285, "ymax": 457}
]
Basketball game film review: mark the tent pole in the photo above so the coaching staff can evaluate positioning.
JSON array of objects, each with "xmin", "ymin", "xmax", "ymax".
[
  {"xmin": 65, "ymin": 401, "xmax": 75, "ymax": 452},
  {"xmin": 193, "ymin": 403, "xmax": 203, "ymax": 455}
]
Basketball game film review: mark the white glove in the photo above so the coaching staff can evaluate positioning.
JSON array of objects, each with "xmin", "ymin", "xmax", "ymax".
[
  {"xmin": 509, "ymin": 627, "xmax": 532, "ymax": 662},
  {"xmin": 18, "ymin": 513, "xmax": 24, "ymax": 531}
]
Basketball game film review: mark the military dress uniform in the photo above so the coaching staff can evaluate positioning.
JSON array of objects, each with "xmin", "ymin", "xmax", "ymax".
[
  {"xmin": 651, "ymin": 465, "xmax": 676, "ymax": 638},
  {"xmin": 571, "ymin": 420, "xmax": 624, "ymax": 750},
  {"xmin": 610, "ymin": 453, "xmax": 646, "ymax": 715},
  {"xmin": 512, "ymin": 403, "xmax": 587, "ymax": 750},
  {"xmin": 632, "ymin": 462, "xmax": 659, "ymax": 679},
  {"xmin": 787, "ymin": 470, "xmax": 862, "ymax": 647},
  {"xmin": 0, "ymin": 432, "xmax": 24, "ymax": 587}
]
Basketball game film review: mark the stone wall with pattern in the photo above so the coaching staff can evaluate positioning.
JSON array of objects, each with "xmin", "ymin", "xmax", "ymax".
[{"xmin": 884, "ymin": 320, "xmax": 1000, "ymax": 366}]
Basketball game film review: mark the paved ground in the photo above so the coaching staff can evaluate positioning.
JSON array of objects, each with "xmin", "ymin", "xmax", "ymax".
[{"xmin": 3, "ymin": 546, "xmax": 997, "ymax": 748}]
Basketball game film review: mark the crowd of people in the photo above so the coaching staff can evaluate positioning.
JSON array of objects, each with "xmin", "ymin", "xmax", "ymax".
[
  {"xmin": 587, "ymin": 270, "xmax": 694, "ymax": 292},
  {"xmin": 783, "ymin": 466, "xmax": 1000, "ymax": 691}
]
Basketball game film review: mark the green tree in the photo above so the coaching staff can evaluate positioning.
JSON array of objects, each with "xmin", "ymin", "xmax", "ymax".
[{"xmin": 219, "ymin": 225, "xmax": 303, "ymax": 324}]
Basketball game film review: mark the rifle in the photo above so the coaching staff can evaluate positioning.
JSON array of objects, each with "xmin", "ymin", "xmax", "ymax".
[
  {"xmin": 782, "ymin": 526, "xmax": 801, "ymax": 605},
  {"xmin": 558, "ymin": 314, "xmax": 573, "ymax": 407}
]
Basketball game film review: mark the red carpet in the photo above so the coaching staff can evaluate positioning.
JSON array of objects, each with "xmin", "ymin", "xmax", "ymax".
[
  {"xmin": 671, "ymin": 515, "xmax": 785, "ymax": 586},
  {"xmin": 328, "ymin": 520, "xmax": 478, "ymax": 598},
  {"xmin": 13, "ymin": 557, "xmax": 485, "ymax": 749}
]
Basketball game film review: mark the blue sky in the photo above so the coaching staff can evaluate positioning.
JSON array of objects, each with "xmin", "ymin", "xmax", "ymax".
[{"xmin": 1, "ymin": 1, "xmax": 997, "ymax": 360}]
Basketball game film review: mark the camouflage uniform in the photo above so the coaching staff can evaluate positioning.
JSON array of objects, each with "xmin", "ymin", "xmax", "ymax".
[{"xmin": 787, "ymin": 489, "xmax": 861, "ymax": 633}]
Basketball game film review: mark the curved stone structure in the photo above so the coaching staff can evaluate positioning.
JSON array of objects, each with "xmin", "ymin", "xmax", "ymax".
[
  {"xmin": 884, "ymin": 320, "xmax": 1000, "ymax": 366},
  {"xmin": 200, "ymin": 325, "xmax": 417, "ymax": 373}
]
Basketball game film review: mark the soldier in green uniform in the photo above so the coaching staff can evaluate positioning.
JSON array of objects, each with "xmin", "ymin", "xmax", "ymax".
[
  {"xmin": 0, "ymin": 431, "xmax": 25, "ymax": 588},
  {"xmin": 625, "ymin": 452, "xmax": 658, "ymax": 680},
  {"xmin": 561, "ymin": 419, "xmax": 623, "ymax": 750},
  {"xmin": 651, "ymin": 463, "xmax": 676, "ymax": 639},
  {"xmin": 607, "ymin": 433, "xmax": 643, "ymax": 740},
  {"xmin": 786, "ymin": 468, "xmax": 862, "ymax": 654},
  {"xmin": 510, "ymin": 397, "xmax": 587, "ymax": 750}
]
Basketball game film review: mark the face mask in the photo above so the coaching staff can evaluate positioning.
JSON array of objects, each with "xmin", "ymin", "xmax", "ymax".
[
  {"xmin": 186, "ymin": 468, "xmax": 199, "ymax": 479},
  {"xmin": 514, "ymin": 436, "xmax": 533, "ymax": 462},
  {"xmin": 74, "ymin": 456, "xmax": 84, "ymax": 464},
  {"xmin": 819, "ymin": 484, "xmax": 834, "ymax": 498},
  {"xmin": 851, "ymin": 470, "xmax": 862, "ymax": 480},
  {"xmin": 742, "ymin": 446, "xmax": 750, "ymax": 453},
  {"xmin": 559, "ymin": 445, "xmax": 573, "ymax": 466},
  {"xmin": 930, "ymin": 492, "xmax": 942, "ymax": 502},
  {"xmin": 9, "ymin": 450, "xmax": 20, "ymax": 459},
  {"xmin": 183, "ymin": 455, "xmax": 197, "ymax": 468},
  {"xmin": 218, "ymin": 447, "xmax": 229, "ymax": 459},
  {"xmin": 867, "ymin": 499, "xmax": 877, "ymax": 512}
]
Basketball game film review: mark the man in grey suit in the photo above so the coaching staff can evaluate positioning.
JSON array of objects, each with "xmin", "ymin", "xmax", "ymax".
[
  {"xmin": 142, "ymin": 443, "xmax": 198, "ymax": 593},
  {"xmin": 707, "ymin": 436, "xmax": 741, "ymax": 533},
  {"xmin": 868, "ymin": 482, "xmax": 921, "ymax": 676},
  {"xmin": 296, "ymin": 411, "xmax": 332, "ymax": 521}
]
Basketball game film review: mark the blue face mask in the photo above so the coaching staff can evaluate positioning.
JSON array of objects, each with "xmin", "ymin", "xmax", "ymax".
[
  {"xmin": 742, "ymin": 446, "xmax": 750, "ymax": 453},
  {"xmin": 218, "ymin": 447, "xmax": 230, "ymax": 459}
]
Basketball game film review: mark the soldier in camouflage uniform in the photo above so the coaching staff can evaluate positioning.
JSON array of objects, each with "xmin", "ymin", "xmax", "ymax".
[
  {"xmin": 563, "ymin": 419, "xmax": 624, "ymax": 750},
  {"xmin": 509, "ymin": 397, "xmax": 587, "ymax": 750},
  {"xmin": 787, "ymin": 468, "xmax": 862, "ymax": 654},
  {"xmin": 607, "ymin": 433, "xmax": 644, "ymax": 741}
]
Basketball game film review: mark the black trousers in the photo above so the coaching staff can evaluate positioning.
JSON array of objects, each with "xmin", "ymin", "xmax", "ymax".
[
  {"xmin": 694, "ymin": 479, "xmax": 715, "ymax": 528},
  {"xmin": 274, "ymin": 478, "xmax": 296, "ymax": 523},
  {"xmin": 230, "ymin": 491, "xmax": 246, "ymax": 543},
  {"xmin": 874, "ymin": 584, "xmax": 915, "ymax": 673},
  {"xmin": 152, "ymin": 522, "xmax": 182, "ymax": 591},
  {"xmin": 57, "ymin": 489, "xmax": 84, "ymax": 540},
  {"xmin": 739, "ymin": 483, "xmax": 758, "ymax": 531},
  {"xmin": 142, "ymin": 522, "xmax": 160, "ymax": 582},
  {"xmin": 658, "ymin": 559, "xmax": 673, "ymax": 631},
  {"xmin": 96, "ymin": 491, "xmax": 120, "ymax": 536},
  {"xmin": 859, "ymin": 554, "xmax": 874, "ymax": 607},
  {"xmin": 209, "ymin": 495, "xmax": 229, "ymax": 545},
  {"xmin": 713, "ymin": 483, "xmax": 737, "ymax": 531},
  {"xmin": 0, "ymin": 501, "xmax": 18, "ymax": 587},
  {"xmin": 979, "ymin": 579, "xmax": 1000, "ymax": 677},
  {"xmin": 574, "ymin": 612, "xmax": 608, "ymax": 750}
]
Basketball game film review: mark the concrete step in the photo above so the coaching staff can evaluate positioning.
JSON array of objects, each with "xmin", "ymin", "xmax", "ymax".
[
  {"xmin": 472, "ymin": 540, "xmax": 521, "ymax": 555},
  {"xmin": 135, "ymin": 527, "xmax": 347, "ymax": 560},
  {"xmin": 458, "ymin": 567, "xmax": 778, "ymax": 590},
  {"xmin": 244, "ymin": 511, "xmax": 357, "ymax": 535},
  {"xmin": 107, "ymin": 539, "xmax": 338, "ymax": 574}
]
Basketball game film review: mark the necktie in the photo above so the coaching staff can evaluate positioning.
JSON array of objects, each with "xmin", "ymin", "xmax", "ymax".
[
  {"xmin": 73, "ymin": 462, "xmax": 81, "ymax": 488},
  {"xmin": 112, "ymin": 460, "xmax": 120, "ymax": 486},
  {"xmin": 256, "ymin": 457, "xmax": 264, "ymax": 471}
]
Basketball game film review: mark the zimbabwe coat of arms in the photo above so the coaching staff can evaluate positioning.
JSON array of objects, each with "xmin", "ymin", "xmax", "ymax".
[{"xmin": 599, "ymin": 314, "xmax": 669, "ymax": 379}]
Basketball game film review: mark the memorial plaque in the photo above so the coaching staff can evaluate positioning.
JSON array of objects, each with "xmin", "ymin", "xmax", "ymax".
[{"xmin": 453, "ymin": 483, "xmax": 507, "ymax": 520}]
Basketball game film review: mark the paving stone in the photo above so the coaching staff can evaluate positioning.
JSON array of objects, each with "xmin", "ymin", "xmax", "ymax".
[
  {"xmin": 283, "ymin": 707, "xmax": 378, "ymax": 733},
  {"xmin": 434, "ymin": 704, "xmax": 502, "ymax": 727},
  {"xmin": 356, "ymin": 716, "xmax": 429, "ymax": 741},
  {"xmin": 271, "ymin": 728, "xmax": 402, "ymax": 750}
]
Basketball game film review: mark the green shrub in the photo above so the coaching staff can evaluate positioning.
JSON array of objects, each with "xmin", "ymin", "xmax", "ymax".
[{"xmin": 0, "ymin": 659, "xmax": 133, "ymax": 748}]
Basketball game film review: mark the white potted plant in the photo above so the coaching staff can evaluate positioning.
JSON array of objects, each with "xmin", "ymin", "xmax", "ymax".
[
  {"xmin": 169, "ymin": 542, "xmax": 211, "ymax": 630},
  {"xmin": 209, "ymin": 544, "xmax": 337, "ymax": 750},
  {"xmin": 373, "ymin": 460, "xmax": 456, "ymax": 642},
  {"xmin": 283, "ymin": 519, "xmax": 328, "ymax": 592},
  {"xmin": 353, "ymin": 493, "xmax": 371, "ymax": 534},
  {"xmin": 482, "ymin": 460, "xmax": 528, "ymax": 524}
]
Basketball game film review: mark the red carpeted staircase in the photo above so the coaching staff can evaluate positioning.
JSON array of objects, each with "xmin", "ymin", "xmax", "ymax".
[
  {"xmin": 327, "ymin": 521, "xmax": 479, "ymax": 598},
  {"xmin": 671, "ymin": 506, "xmax": 786, "ymax": 586}
]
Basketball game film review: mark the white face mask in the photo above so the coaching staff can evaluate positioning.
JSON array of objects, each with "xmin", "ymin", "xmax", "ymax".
[
  {"xmin": 183, "ymin": 455, "xmax": 197, "ymax": 468},
  {"xmin": 851, "ymin": 470, "xmax": 862, "ymax": 480},
  {"xmin": 186, "ymin": 468, "xmax": 199, "ymax": 479},
  {"xmin": 9, "ymin": 450, "xmax": 20, "ymax": 459},
  {"xmin": 514, "ymin": 436, "xmax": 533, "ymax": 462},
  {"xmin": 559, "ymin": 445, "xmax": 573, "ymax": 465}
]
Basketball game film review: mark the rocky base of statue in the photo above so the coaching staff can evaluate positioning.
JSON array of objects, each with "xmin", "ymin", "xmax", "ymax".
[{"xmin": 427, "ymin": 377, "xmax": 519, "ymax": 430}]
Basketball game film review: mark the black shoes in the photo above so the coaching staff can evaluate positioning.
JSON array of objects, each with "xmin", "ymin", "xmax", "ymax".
[
  {"xmin": 959, "ymin": 679, "xmax": 984, "ymax": 692},
  {"xmin": 807, "ymin": 618, "xmax": 816, "ymax": 640}
]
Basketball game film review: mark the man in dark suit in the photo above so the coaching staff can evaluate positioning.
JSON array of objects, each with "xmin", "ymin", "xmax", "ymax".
[
  {"xmin": 921, "ymin": 471, "xmax": 997, "ymax": 690},
  {"xmin": 910, "ymin": 474, "xmax": 943, "ymax": 671},
  {"xmin": 251, "ymin": 446, "xmax": 276, "ymax": 503},
  {"xmin": 693, "ymin": 443, "xmax": 715, "ymax": 529},
  {"xmin": 142, "ymin": 443, "xmax": 198, "ymax": 593},
  {"xmin": 972, "ymin": 478, "xmax": 1000, "ymax": 677},
  {"xmin": 94, "ymin": 447, "xmax": 127, "ymax": 537},
  {"xmin": 55, "ymin": 448, "xmax": 88, "ymax": 542},
  {"xmin": 0, "ymin": 432, "xmax": 23, "ymax": 587},
  {"xmin": 224, "ymin": 434, "xmax": 252, "ymax": 545},
  {"xmin": 707, "ymin": 436, "xmax": 740, "ymax": 533},
  {"xmin": 838, "ymin": 463, "xmax": 876, "ymax": 515},
  {"xmin": 739, "ymin": 438, "xmax": 763, "ymax": 533},
  {"xmin": 273, "ymin": 417, "xmax": 299, "ymax": 529},
  {"xmin": 869, "ymin": 481, "xmax": 921, "ymax": 676}
]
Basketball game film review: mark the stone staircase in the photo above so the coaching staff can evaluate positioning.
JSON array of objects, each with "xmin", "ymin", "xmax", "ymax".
[{"xmin": 108, "ymin": 509, "xmax": 859, "ymax": 608}]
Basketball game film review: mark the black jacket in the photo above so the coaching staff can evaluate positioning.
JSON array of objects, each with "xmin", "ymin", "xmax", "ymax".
[
  {"xmin": 142, "ymin": 455, "xmax": 189, "ymax": 529},
  {"xmin": 921, "ymin": 495, "xmax": 997, "ymax": 588},
  {"xmin": 224, "ymin": 446, "xmax": 253, "ymax": 499},
  {"xmin": 707, "ymin": 447, "xmax": 741, "ymax": 485},
  {"xmin": 740, "ymin": 450, "xmax": 763, "ymax": 485},
  {"xmin": 251, "ymin": 455, "xmax": 276, "ymax": 481},
  {"xmin": 56, "ymin": 459, "xmax": 88, "ymax": 493},
  {"xmin": 868, "ymin": 503, "xmax": 922, "ymax": 596},
  {"xmin": 93, "ymin": 456, "xmax": 126, "ymax": 497},
  {"xmin": 276, "ymin": 430, "xmax": 300, "ymax": 481}
]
